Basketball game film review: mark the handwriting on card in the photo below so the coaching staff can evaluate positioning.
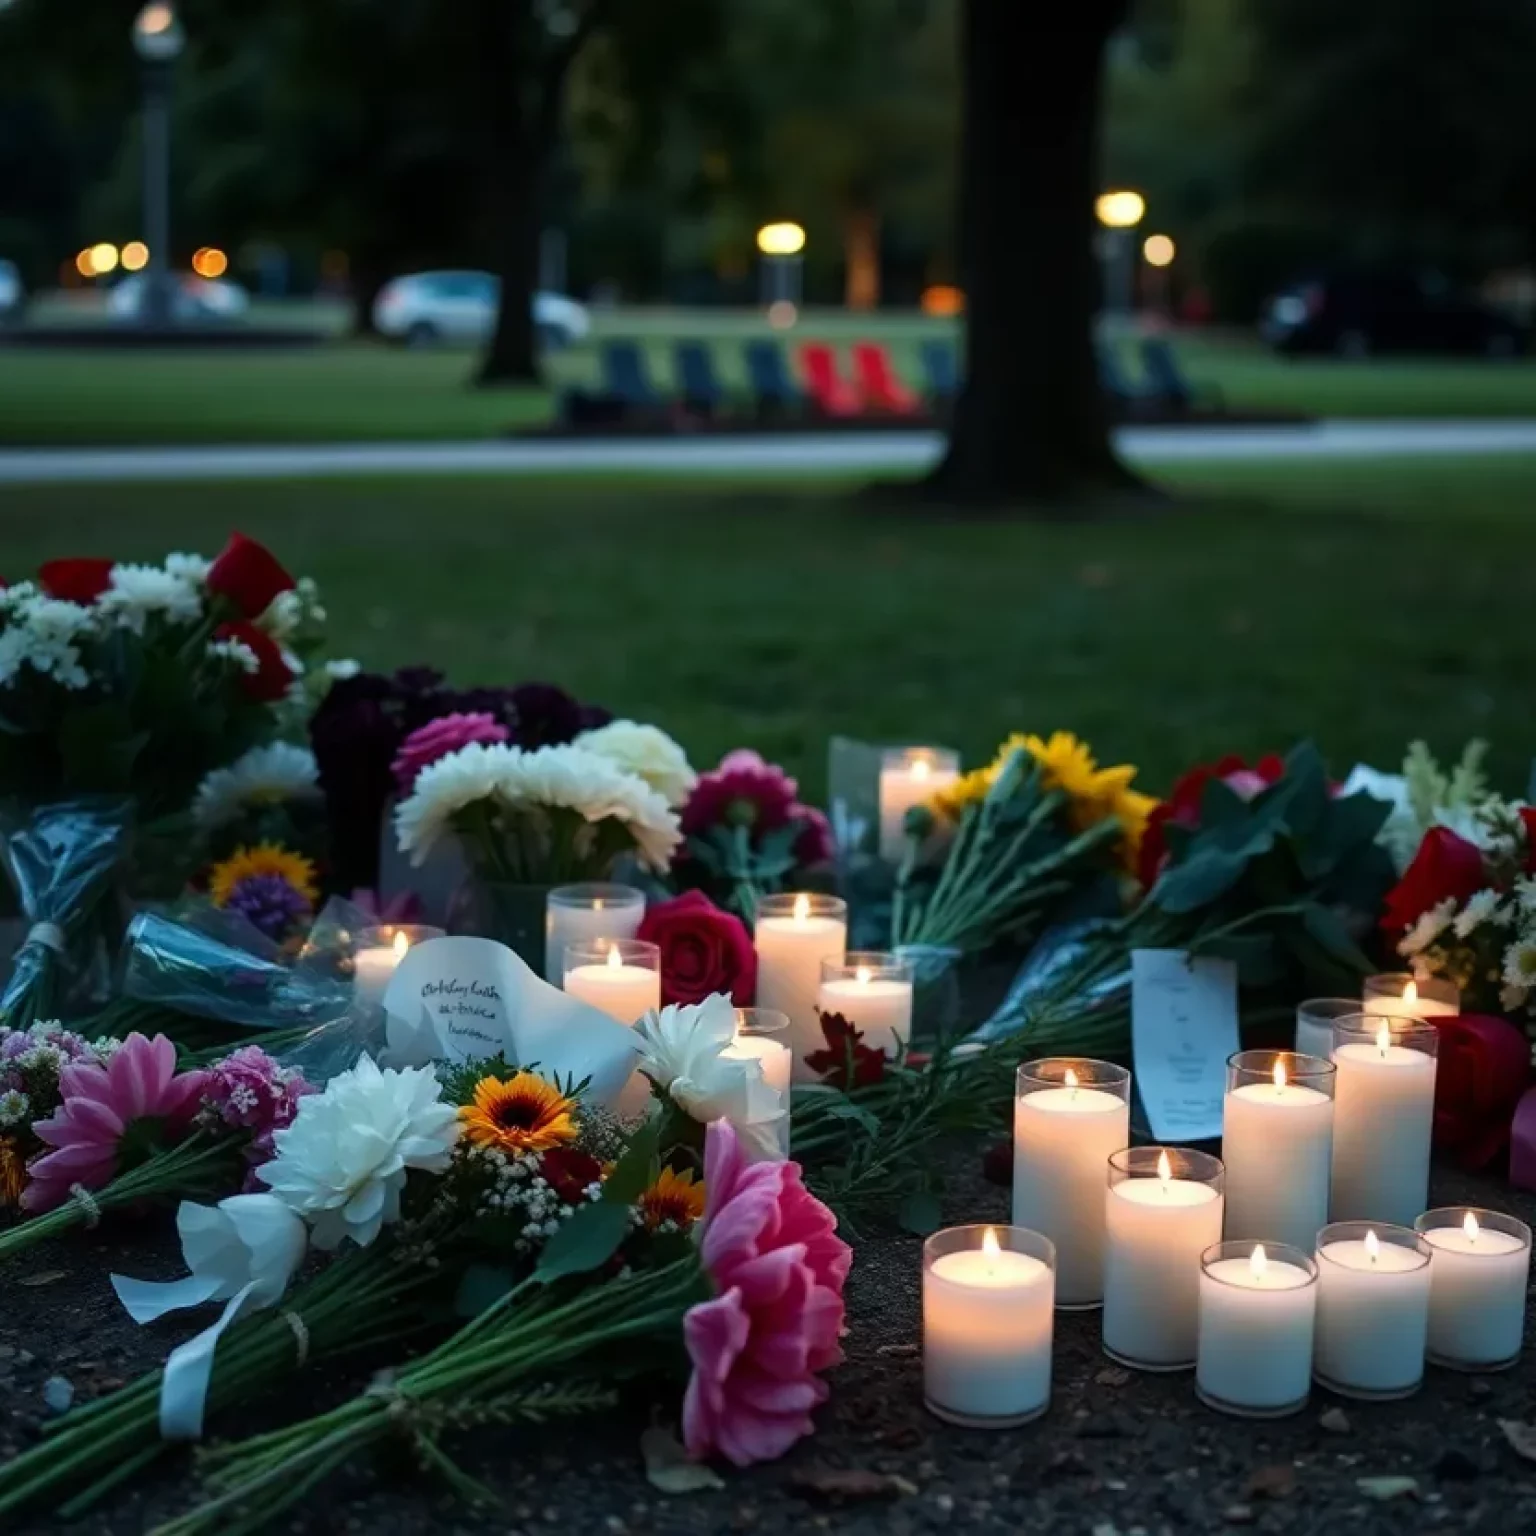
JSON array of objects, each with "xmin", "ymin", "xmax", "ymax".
[{"xmin": 1131, "ymin": 948, "xmax": 1239, "ymax": 1142}]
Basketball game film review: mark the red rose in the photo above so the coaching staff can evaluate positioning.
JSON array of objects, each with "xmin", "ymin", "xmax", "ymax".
[
  {"xmin": 206, "ymin": 532, "xmax": 294, "ymax": 619},
  {"xmin": 1380, "ymin": 826, "xmax": 1486, "ymax": 935},
  {"xmin": 1138, "ymin": 753, "xmax": 1285, "ymax": 887},
  {"xmin": 215, "ymin": 620, "xmax": 293, "ymax": 703},
  {"xmin": 1432, "ymin": 1013, "xmax": 1532, "ymax": 1170},
  {"xmin": 39, "ymin": 558, "xmax": 113, "ymax": 604},
  {"xmin": 637, "ymin": 890, "xmax": 757, "ymax": 1007},
  {"xmin": 1520, "ymin": 808, "xmax": 1536, "ymax": 874}
]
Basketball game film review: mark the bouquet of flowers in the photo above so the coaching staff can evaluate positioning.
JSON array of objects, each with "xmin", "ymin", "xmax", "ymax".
[
  {"xmin": 189, "ymin": 742, "xmax": 330, "ymax": 876},
  {"xmin": 892, "ymin": 731, "xmax": 1151, "ymax": 955},
  {"xmin": 673, "ymin": 749, "xmax": 834, "ymax": 920},
  {"xmin": 1343, "ymin": 739, "xmax": 1503, "ymax": 874},
  {"xmin": 0, "ymin": 535, "xmax": 327, "ymax": 1029}
]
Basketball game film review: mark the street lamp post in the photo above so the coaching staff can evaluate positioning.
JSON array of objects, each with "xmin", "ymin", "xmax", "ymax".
[
  {"xmin": 756, "ymin": 222, "xmax": 806, "ymax": 324},
  {"xmin": 1093, "ymin": 190, "xmax": 1145, "ymax": 323},
  {"xmin": 132, "ymin": 2, "xmax": 185, "ymax": 330}
]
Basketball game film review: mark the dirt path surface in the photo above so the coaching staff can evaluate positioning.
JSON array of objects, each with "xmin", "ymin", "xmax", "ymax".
[{"xmin": 4, "ymin": 1149, "xmax": 1535, "ymax": 1536}]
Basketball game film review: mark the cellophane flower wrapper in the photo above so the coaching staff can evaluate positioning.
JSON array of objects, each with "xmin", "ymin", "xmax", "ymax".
[{"xmin": 0, "ymin": 797, "xmax": 132, "ymax": 1028}]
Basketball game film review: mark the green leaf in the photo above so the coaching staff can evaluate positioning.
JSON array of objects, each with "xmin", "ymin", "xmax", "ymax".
[
  {"xmin": 1198, "ymin": 777, "xmax": 1251, "ymax": 829},
  {"xmin": 455, "ymin": 1263, "xmax": 517, "ymax": 1318},
  {"xmin": 601, "ymin": 1111, "xmax": 662, "ymax": 1206},
  {"xmin": 1154, "ymin": 848, "xmax": 1250, "ymax": 912},
  {"xmin": 898, "ymin": 1189, "xmax": 944, "ymax": 1236},
  {"xmin": 534, "ymin": 1201, "xmax": 633, "ymax": 1283},
  {"xmin": 812, "ymin": 1095, "xmax": 881, "ymax": 1138},
  {"xmin": 1300, "ymin": 902, "xmax": 1374, "ymax": 973}
]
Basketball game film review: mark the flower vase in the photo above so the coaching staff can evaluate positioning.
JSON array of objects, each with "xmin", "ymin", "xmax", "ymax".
[{"xmin": 447, "ymin": 879, "xmax": 552, "ymax": 973}]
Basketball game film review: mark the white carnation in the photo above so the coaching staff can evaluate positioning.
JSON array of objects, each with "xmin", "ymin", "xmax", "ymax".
[
  {"xmin": 1454, "ymin": 888, "xmax": 1507, "ymax": 938},
  {"xmin": 256, "ymin": 1055, "xmax": 459, "ymax": 1250},
  {"xmin": 165, "ymin": 552, "xmax": 212, "ymax": 585},
  {"xmin": 1398, "ymin": 898, "xmax": 1457, "ymax": 958},
  {"xmin": 1503, "ymin": 937, "xmax": 1536, "ymax": 993},
  {"xmin": 206, "ymin": 637, "xmax": 260, "ymax": 676},
  {"xmin": 99, "ymin": 563, "xmax": 203, "ymax": 631},
  {"xmin": 262, "ymin": 589, "xmax": 304, "ymax": 640},
  {"xmin": 192, "ymin": 742, "xmax": 323, "ymax": 830},
  {"xmin": 0, "ymin": 595, "xmax": 96, "ymax": 691},
  {"xmin": 575, "ymin": 719, "xmax": 697, "ymax": 807},
  {"xmin": 325, "ymin": 658, "xmax": 362, "ymax": 681}
]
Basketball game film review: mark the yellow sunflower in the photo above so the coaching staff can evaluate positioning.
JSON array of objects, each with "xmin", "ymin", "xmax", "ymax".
[
  {"xmin": 0, "ymin": 1135, "xmax": 27, "ymax": 1209},
  {"xmin": 460, "ymin": 1072, "xmax": 579, "ymax": 1156},
  {"xmin": 638, "ymin": 1166, "xmax": 706, "ymax": 1231},
  {"xmin": 208, "ymin": 843, "xmax": 320, "ymax": 907}
]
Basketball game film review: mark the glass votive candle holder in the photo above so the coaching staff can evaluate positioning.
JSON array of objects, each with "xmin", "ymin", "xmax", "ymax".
[
  {"xmin": 350, "ymin": 923, "xmax": 445, "ymax": 1009},
  {"xmin": 739, "ymin": 1108, "xmax": 791, "ymax": 1164},
  {"xmin": 544, "ymin": 883, "xmax": 644, "ymax": 983},
  {"xmin": 1314, "ymin": 1221, "xmax": 1432, "ymax": 1400},
  {"xmin": 1103, "ymin": 1147, "xmax": 1225, "ymax": 1371},
  {"xmin": 1414, "ymin": 1208, "xmax": 1532, "ymax": 1372},
  {"xmin": 923, "ymin": 1224, "xmax": 1056, "ymax": 1428},
  {"xmin": 816, "ymin": 952, "xmax": 915, "ymax": 1059},
  {"xmin": 721, "ymin": 1009, "xmax": 792, "ymax": 1100},
  {"xmin": 1222, "ymin": 1050, "xmax": 1335, "ymax": 1251},
  {"xmin": 877, "ymin": 746, "xmax": 960, "ymax": 863},
  {"xmin": 754, "ymin": 894, "xmax": 848, "ymax": 1078},
  {"xmin": 1012, "ymin": 1058, "xmax": 1131, "ymax": 1310},
  {"xmin": 1329, "ymin": 1014, "xmax": 1440, "ymax": 1227},
  {"xmin": 1196, "ymin": 1241, "xmax": 1318, "ymax": 1419},
  {"xmin": 1295, "ymin": 997, "xmax": 1358, "ymax": 1061},
  {"xmin": 1363, "ymin": 972, "xmax": 1460, "ymax": 1020},
  {"xmin": 561, "ymin": 938, "xmax": 661, "ymax": 1026}
]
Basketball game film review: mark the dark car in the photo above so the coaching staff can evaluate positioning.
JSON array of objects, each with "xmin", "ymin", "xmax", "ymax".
[{"xmin": 1260, "ymin": 271, "xmax": 1524, "ymax": 358}]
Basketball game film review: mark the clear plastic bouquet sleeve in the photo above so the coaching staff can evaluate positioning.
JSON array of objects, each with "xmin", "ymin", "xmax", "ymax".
[
  {"xmin": 968, "ymin": 916, "xmax": 1132, "ymax": 1046},
  {"xmin": 1, "ymin": 797, "xmax": 133, "ymax": 1026}
]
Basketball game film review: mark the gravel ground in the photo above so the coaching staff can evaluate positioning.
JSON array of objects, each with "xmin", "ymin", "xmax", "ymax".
[{"xmin": 4, "ymin": 1149, "xmax": 1536, "ymax": 1536}]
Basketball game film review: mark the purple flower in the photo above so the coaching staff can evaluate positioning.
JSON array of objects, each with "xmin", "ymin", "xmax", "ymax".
[
  {"xmin": 222, "ymin": 873, "xmax": 314, "ymax": 943},
  {"xmin": 391, "ymin": 712, "xmax": 511, "ymax": 795},
  {"xmin": 200, "ymin": 1046, "xmax": 314, "ymax": 1189},
  {"xmin": 506, "ymin": 682, "xmax": 611, "ymax": 748}
]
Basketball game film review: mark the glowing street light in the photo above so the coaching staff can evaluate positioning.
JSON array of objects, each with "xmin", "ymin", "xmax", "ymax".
[
  {"xmin": 1095, "ymin": 190, "xmax": 1146, "ymax": 320},
  {"xmin": 1095, "ymin": 190, "xmax": 1146, "ymax": 230},
  {"xmin": 1143, "ymin": 233, "xmax": 1175, "ymax": 268},
  {"xmin": 191, "ymin": 246, "xmax": 228, "ymax": 278},
  {"xmin": 756, "ymin": 222, "xmax": 806, "ymax": 256},
  {"xmin": 132, "ymin": 4, "xmax": 186, "ymax": 328},
  {"xmin": 121, "ymin": 241, "xmax": 150, "ymax": 272},
  {"xmin": 756, "ymin": 223, "xmax": 805, "ymax": 317}
]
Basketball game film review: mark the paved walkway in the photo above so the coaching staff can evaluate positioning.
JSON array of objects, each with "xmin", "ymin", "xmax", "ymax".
[{"xmin": 3, "ymin": 419, "xmax": 1536, "ymax": 485}]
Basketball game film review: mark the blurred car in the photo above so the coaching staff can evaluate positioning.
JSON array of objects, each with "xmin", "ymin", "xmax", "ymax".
[
  {"xmin": 0, "ymin": 259, "xmax": 22, "ymax": 323},
  {"xmin": 372, "ymin": 270, "xmax": 590, "ymax": 349},
  {"xmin": 107, "ymin": 272, "xmax": 251, "ymax": 322},
  {"xmin": 1260, "ymin": 272, "xmax": 1524, "ymax": 357}
]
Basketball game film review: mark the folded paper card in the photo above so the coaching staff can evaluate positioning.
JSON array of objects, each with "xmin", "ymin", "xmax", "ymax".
[
  {"xmin": 1130, "ymin": 947, "xmax": 1239, "ymax": 1143},
  {"xmin": 382, "ymin": 935, "xmax": 640, "ymax": 1106}
]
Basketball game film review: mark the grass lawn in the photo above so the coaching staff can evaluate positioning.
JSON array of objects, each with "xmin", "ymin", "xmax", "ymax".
[
  {"xmin": 4, "ymin": 307, "xmax": 1536, "ymax": 446},
  {"xmin": 1, "ymin": 454, "xmax": 1531, "ymax": 800}
]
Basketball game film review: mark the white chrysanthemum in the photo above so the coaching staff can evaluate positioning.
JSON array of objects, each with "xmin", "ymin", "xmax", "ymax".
[
  {"xmin": 1454, "ymin": 888, "xmax": 1507, "ymax": 938},
  {"xmin": 256, "ymin": 1055, "xmax": 459, "ymax": 1250},
  {"xmin": 0, "ymin": 595, "xmax": 96, "ymax": 691},
  {"xmin": 261, "ymin": 589, "xmax": 304, "ymax": 640},
  {"xmin": 575, "ymin": 719, "xmax": 698, "ymax": 807},
  {"xmin": 99, "ymin": 563, "xmax": 203, "ymax": 632},
  {"xmin": 0, "ymin": 1089, "xmax": 30, "ymax": 1127},
  {"xmin": 206, "ymin": 637, "xmax": 260, "ymax": 676},
  {"xmin": 1398, "ymin": 898, "xmax": 1457, "ymax": 959},
  {"xmin": 192, "ymin": 742, "xmax": 323, "ymax": 830},
  {"xmin": 1501, "ymin": 982, "xmax": 1531, "ymax": 1014},
  {"xmin": 1514, "ymin": 876, "xmax": 1536, "ymax": 914},
  {"xmin": 165, "ymin": 552, "xmax": 212, "ymax": 585},
  {"xmin": 633, "ymin": 993, "xmax": 782, "ymax": 1156},
  {"xmin": 394, "ymin": 741, "xmax": 682, "ymax": 872},
  {"xmin": 325, "ymin": 658, "xmax": 361, "ymax": 681},
  {"xmin": 1503, "ymin": 937, "xmax": 1536, "ymax": 993}
]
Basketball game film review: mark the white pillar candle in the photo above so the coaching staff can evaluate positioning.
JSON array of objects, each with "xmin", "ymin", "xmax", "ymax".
[
  {"xmin": 1415, "ymin": 1209, "xmax": 1532, "ymax": 1372},
  {"xmin": 562, "ymin": 942, "xmax": 662, "ymax": 1025},
  {"xmin": 352, "ymin": 925, "xmax": 444, "ymax": 1010},
  {"xmin": 1103, "ymin": 1149, "xmax": 1225, "ymax": 1371},
  {"xmin": 816, "ymin": 953, "xmax": 914, "ymax": 1058},
  {"xmin": 544, "ymin": 884, "xmax": 644, "ymax": 983},
  {"xmin": 878, "ymin": 747, "xmax": 959, "ymax": 863},
  {"xmin": 1329, "ymin": 1015, "xmax": 1439, "ymax": 1226},
  {"xmin": 722, "ymin": 1035, "xmax": 792, "ymax": 1100},
  {"xmin": 1295, "ymin": 998, "xmax": 1356, "ymax": 1063},
  {"xmin": 1222, "ymin": 1052, "xmax": 1335, "ymax": 1250},
  {"xmin": 1196, "ymin": 1242, "xmax": 1318, "ymax": 1418},
  {"xmin": 1313, "ymin": 1222, "xmax": 1432, "ymax": 1399},
  {"xmin": 1363, "ymin": 973, "xmax": 1459, "ymax": 1022},
  {"xmin": 923, "ymin": 1225, "xmax": 1055, "ymax": 1427},
  {"xmin": 753, "ymin": 894, "xmax": 847, "ymax": 1082},
  {"xmin": 1012, "ymin": 1059, "xmax": 1131, "ymax": 1308}
]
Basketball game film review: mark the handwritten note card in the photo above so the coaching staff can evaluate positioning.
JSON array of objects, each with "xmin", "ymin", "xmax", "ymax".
[{"xmin": 1131, "ymin": 948, "xmax": 1239, "ymax": 1143}]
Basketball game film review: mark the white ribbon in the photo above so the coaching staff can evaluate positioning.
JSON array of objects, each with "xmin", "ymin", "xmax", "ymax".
[
  {"xmin": 25, "ymin": 922, "xmax": 66, "ymax": 953},
  {"xmin": 111, "ymin": 1194, "xmax": 307, "ymax": 1440}
]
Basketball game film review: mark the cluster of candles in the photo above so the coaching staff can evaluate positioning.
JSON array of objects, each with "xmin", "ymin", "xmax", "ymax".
[{"xmin": 923, "ymin": 973, "xmax": 1533, "ymax": 1427}]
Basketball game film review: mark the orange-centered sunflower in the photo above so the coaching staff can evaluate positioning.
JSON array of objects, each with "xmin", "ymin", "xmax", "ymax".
[
  {"xmin": 0, "ymin": 1135, "xmax": 28, "ymax": 1209},
  {"xmin": 638, "ymin": 1166, "xmax": 706, "ymax": 1232},
  {"xmin": 459, "ymin": 1072, "xmax": 578, "ymax": 1156}
]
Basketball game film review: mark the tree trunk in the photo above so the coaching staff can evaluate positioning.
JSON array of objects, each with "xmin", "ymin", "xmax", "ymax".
[
  {"xmin": 476, "ymin": 147, "xmax": 547, "ymax": 387},
  {"xmin": 923, "ymin": 0, "xmax": 1143, "ymax": 506},
  {"xmin": 844, "ymin": 207, "xmax": 881, "ymax": 310}
]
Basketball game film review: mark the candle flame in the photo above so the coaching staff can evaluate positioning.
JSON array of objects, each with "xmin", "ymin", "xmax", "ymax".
[
  {"xmin": 982, "ymin": 1226, "xmax": 1001, "ymax": 1261},
  {"xmin": 1064, "ymin": 1067, "xmax": 1079, "ymax": 1093},
  {"xmin": 1464, "ymin": 1211, "xmax": 1480, "ymax": 1243},
  {"xmin": 1376, "ymin": 1021, "xmax": 1392, "ymax": 1056},
  {"xmin": 593, "ymin": 898, "xmax": 604, "ymax": 912},
  {"xmin": 606, "ymin": 944, "xmax": 623, "ymax": 970},
  {"xmin": 1365, "ymin": 1228, "xmax": 1380, "ymax": 1263},
  {"xmin": 912, "ymin": 757, "xmax": 931, "ymax": 780},
  {"xmin": 1273, "ymin": 1058, "xmax": 1287, "ymax": 1091},
  {"xmin": 1250, "ymin": 1244, "xmax": 1268, "ymax": 1279},
  {"xmin": 1157, "ymin": 1150, "xmax": 1172, "ymax": 1188},
  {"xmin": 1404, "ymin": 979, "xmax": 1417, "ymax": 1006},
  {"xmin": 392, "ymin": 930, "xmax": 409, "ymax": 960},
  {"xmin": 856, "ymin": 965, "xmax": 872, "ymax": 987},
  {"xmin": 793, "ymin": 893, "xmax": 810, "ymax": 924}
]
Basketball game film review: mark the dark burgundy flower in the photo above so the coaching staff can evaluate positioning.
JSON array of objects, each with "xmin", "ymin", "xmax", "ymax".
[
  {"xmin": 206, "ymin": 532, "xmax": 294, "ymax": 619},
  {"xmin": 804, "ymin": 1010, "xmax": 886, "ymax": 1090},
  {"xmin": 540, "ymin": 1146, "xmax": 605, "ymax": 1205},
  {"xmin": 507, "ymin": 682, "xmax": 605, "ymax": 747},
  {"xmin": 39, "ymin": 558, "xmax": 113, "ymax": 604},
  {"xmin": 1432, "ymin": 1013, "xmax": 1533, "ymax": 1170}
]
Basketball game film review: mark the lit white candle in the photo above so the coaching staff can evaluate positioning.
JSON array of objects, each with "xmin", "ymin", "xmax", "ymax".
[
  {"xmin": 1196, "ymin": 1242, "xmax": 1318, "ymax": 1418},
  {"xmin": 878, "ymin": 747, "xmax": 959, "ymax": 863},
  {"xmin": 816, "ymin": 954, "xmax": 914, "ymax": 1058},
  {"xmin": 923, "ymin": 1225, "xmax": 1055, "ymax": 1426},
  {"xmin": 562, "ymin": 942, "xmax": 661, "ymax": 1025},
  {"xmin": 1012, "ymin": 1059, "xmax": 1131, "ymax": 1308},
  {"xmin": 1295, "ymin": 998, "xmax": 1355, "ymax": 1062},
  {"xmin": 722, "ymin": 1022, "xmax": 792, "ymax": 1099},
  {"xmin": 1103, "ymin": 1149, "xmax": 1225, "ymax": 1370},
  {"xmin": 1222, "ymin": 1053, "xmax": 1334, "ymax": 1250},
  {"xmin": 352, "ymin": 925, "xmax": 443, "ymax": 1010},
  {"xmin": 754, "ymin": 894, "xmax": 847, "ymax": 1081},
  {"xmin": 544, "ymin": 884, "xmax": 644, "ymax": 983},
  {"xmin": 1313, "ymin": 1222, "xmax": 1432, "ymax": 1399},
  {"xmin": 1364, "ymin": 974, "xmax": 1459, "ymax": 1022},
  {"xmin": 1415, "ymin": 1209, "xmax": 1531, "ymax": 1372},
  {"xmin": 1329, "ymin": 1016, "xmax": 1439, "ymax": 1226}
]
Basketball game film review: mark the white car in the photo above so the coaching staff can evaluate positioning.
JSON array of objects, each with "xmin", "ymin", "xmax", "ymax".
[
  {"xmin": 108, "ymin": 273, "xmax": 251, "ymax": 322},
  {"xmin": 0, "ymin": 259, "xmax": 22, "ymax": 321},
  {"xmin": 372, "ymin": 270, "xmax": 590, "ymax": 349}
]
